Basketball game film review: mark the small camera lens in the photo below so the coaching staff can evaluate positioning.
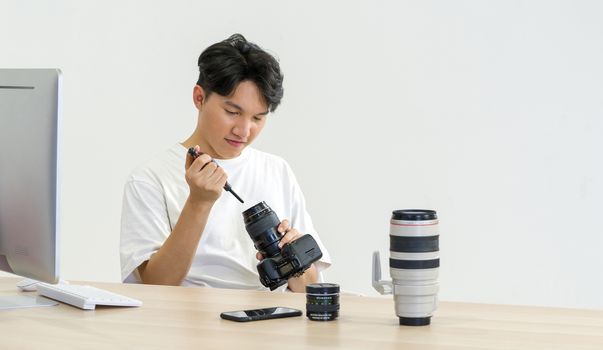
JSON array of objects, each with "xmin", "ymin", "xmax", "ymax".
[{"xmin": 306, "ymin": 283, "xmax": 340, "ymax": 321}]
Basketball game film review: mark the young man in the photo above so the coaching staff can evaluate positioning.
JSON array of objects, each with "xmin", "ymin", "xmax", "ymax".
[{"xmin": 120, "ymin": 34, "xmax": 331, "ymax": 292}]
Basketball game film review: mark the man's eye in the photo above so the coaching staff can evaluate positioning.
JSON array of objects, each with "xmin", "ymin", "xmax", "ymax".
[
  {"xmin": 253, "ymin": 116, "xmax": 265, "ymax": 121},
  {"xmin": 225, "ymin": 109, "xmax": 238, "ymax": 115}
]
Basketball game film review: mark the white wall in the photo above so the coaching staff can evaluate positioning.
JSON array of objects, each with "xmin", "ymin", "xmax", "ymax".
[{"xmin": 2, "ymin": 0, "xmax": 602, "ymax": 309}]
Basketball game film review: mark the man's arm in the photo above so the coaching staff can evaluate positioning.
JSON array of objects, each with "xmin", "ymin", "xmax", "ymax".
[
  {"xmin": 137, "ymin": 198, "xmax": 212, "ymax": 285},
  {"xmin": 138, "ymin": 150, "xmax": 226, "ymax": 285},
  {"xmin": 287, "ymin": 264, "xmax": 318, "ymax": 292}
]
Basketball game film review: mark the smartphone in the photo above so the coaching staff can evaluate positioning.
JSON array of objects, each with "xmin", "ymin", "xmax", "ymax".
[{"xmin": 220, "ymin": 307, "xmax": 302, "ymax": 322}]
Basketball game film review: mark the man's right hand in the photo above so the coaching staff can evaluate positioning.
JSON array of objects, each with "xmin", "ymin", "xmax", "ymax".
[{"xmin": 185, "ymin": 145, "xmax": 227, "ymax": 204}]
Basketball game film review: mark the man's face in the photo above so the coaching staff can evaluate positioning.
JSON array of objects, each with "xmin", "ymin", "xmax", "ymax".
[{"xmin": 194, "ymin": 81, "xmax": 269, "ymax": 159}]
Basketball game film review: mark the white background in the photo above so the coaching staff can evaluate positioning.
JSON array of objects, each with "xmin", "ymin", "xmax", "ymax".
[{"xmin": 1, "ymin": 0, "xmax": 602, "ymax": 309}]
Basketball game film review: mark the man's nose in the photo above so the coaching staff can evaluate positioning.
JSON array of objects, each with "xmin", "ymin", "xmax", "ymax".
[{"xmin": 232, "ymin": 118, "xmax": 251, "ymax": 139}]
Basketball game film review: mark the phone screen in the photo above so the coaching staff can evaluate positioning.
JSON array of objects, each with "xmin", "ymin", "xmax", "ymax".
[{"xmin": 220, "ymin": 307, "xmax": 302, "ymax": 322}]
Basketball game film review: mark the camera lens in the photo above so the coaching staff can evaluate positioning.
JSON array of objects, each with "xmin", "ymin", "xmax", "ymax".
[
  {"xmin": 306, "ymin": 283, "xmax": 340, "ymax": 321},
  {"xmin": 390, "ymin": 209, "xmax": 439, "ymax": 326},
  {"xmin": 242, "ymin": 201, "xmax": 282, "ymax": 257}
]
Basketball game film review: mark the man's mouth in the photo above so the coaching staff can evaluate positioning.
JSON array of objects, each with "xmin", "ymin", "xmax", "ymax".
[{"xmin": 225, "ymin": 139, "xmax": 245, "ymax": 147}]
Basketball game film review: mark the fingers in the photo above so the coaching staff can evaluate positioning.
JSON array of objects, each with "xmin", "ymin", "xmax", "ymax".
[
  {"xmin": 278, "ymin": 228, "xmax": 301, "ymax": 249},
  {"xmin": 187, "ymin": 151, "xmax": 225, "ymax": 185},
  {"xmin": 211, "ymin": 168, "xmax": 228, "ymax": 187},
  {"xmin": 277, "ymin": 219, "xmax": 298, "ymax": 248},
  {"xmin": 192, "ymin": 163, "xmax": 226, "ymax": 190},
  {"xmin": 277, "ymin": 219, "xmax": 290, "ymax": 234},
  {"xmin": 185, "ymin": 145, "xmax": 202, "ymax": 169},
  {"xmin": 184, "ymin": 146, "xmax": 227, "ymax": 202},
  {"xmin": 189, "ymin": 153, "xmax": 213, "ymax": 173},
  {"xmin": 257, "ymin": 219, "xmax": 302, "ymax": 259}
]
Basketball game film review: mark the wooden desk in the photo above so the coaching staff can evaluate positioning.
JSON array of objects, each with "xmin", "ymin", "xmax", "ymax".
[{"xmin": 1, "ymin": 277, "xmax": 602, "ymax": 349}]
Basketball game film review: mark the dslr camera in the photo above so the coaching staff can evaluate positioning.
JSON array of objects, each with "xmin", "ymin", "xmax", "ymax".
[{"xmin": 242, "ymin": 201, "xmax": 323, "ymax": 290}]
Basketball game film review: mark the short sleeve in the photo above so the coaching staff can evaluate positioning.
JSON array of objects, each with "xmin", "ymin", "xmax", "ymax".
[{"xmin": 120, "ymin": 179, "xmax": 172, "ymax": 282}]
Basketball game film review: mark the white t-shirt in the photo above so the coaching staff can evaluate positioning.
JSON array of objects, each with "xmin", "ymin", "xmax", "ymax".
[{"xmin": 120, "ymin": 143, "xmax": 331, "ymax": 290}]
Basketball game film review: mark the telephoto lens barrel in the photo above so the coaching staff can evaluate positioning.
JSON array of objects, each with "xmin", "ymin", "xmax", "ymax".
[
  {"xmin": 390, "ymin": 209, "xmax": 439, "ymax": 326},
  {"xmin": 306, "ymin": 283, "xmax": 340, "ymax": 321}
]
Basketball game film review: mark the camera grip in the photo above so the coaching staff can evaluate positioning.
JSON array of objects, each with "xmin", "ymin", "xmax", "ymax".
[{"xmin": 282, "ymin": 234, "xmax": 323, "ymax": 270}]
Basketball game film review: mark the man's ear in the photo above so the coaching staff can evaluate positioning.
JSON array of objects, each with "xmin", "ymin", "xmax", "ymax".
[{"xmin": 193, "ymin": 85, "xmax": 205, "ymax": 110}]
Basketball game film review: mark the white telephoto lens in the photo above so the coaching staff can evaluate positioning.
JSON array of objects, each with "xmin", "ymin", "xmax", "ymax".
[{"xmin": 389, "ymin": 209, "xmax": 439, "ymax": 326}]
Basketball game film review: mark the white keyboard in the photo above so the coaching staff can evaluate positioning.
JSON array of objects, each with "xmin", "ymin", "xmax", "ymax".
[{"xmin": 36, "ymin": 283, "xmax": 143, "ymax": 310}]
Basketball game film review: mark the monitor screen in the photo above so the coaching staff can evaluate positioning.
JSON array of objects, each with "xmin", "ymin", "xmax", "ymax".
[{"xmin": 0, "ymin": 69, "xmax": 62, "ymax": 308}]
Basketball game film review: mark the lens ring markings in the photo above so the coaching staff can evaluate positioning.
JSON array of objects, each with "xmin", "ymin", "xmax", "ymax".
[{"xmin": 306, "ymin": 283, "xmax": 340, "ymax": 321}]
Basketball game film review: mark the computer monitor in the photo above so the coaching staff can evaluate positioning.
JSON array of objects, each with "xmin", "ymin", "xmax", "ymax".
[{"xmin": 0, "ymin": 69, "xmax": 62, "ymax": 309}]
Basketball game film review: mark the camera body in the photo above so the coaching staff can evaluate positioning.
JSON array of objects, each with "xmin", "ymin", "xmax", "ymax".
[
  {"xmin": 243, "ymin": 201, "xmax": 323, "ymax": 290},
  {"xmin": 256, "ymin": 234, "xmax": 322, "ymax": 289}
]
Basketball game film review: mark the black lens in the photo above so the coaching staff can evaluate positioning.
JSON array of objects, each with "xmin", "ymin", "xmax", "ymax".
[
  {"xmin": 306, "ymin": 283, "xmax": 340, "ymax": 321},
  {"xmin": 400, "ymin": 317, "xmax": 431, "ymax": 326},
  {"xmin": 242, "ymin": 201, "xmax": 281, "ymax": 257},
  {"xmin": 242, "ymin": 201, "xmax": 272, "ymax": 225},
  {"xmin": 392, "ymin": 209, "xmax": 437, "ymax": 221}
]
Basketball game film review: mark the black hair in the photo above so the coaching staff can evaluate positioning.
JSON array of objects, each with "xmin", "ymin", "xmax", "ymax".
[{"xmin": 196, "ymin": 34, "xmax": 284, "ymax": 112}]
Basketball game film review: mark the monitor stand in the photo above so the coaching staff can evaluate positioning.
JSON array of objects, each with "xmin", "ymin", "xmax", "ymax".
[{"xmin": 0, "ymin": 295, "xmax": 58, "ymax": 310}]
